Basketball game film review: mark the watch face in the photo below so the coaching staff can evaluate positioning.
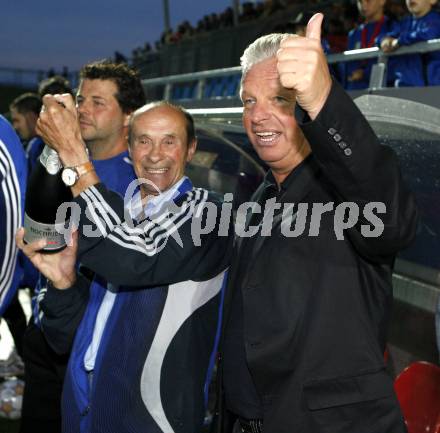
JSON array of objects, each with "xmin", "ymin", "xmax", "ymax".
[{"xmin": 61, "ymin": 168, "xmax": 77, "ymax": 186}]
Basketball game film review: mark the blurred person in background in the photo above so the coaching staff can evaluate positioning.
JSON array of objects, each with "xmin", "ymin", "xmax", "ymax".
[
  {"xmin": 380, "ymin": 0, "xmax": 440, "ymax": 86},
  {"xmin": 9, "ymin": 93, "xmax": 42, "ymax": 171},
  {"xmin": 343, "ymin": 0, "xmax": 397, "ymax": 89}
]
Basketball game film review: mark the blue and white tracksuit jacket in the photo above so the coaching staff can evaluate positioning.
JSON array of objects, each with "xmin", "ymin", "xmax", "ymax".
[
  {"xmin": 0, "ymin": 115, "xmax": 27, "ymax": 315},
  {"xmin": 39, "ymin": 178, "xmax": 233, "ymax": 433}
]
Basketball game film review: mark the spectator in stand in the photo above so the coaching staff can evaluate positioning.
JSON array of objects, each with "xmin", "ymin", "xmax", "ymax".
[
  {"xmin": 326, "ymin": 17, "xmax": 348, "ymax": 52},
  {"xmin": 387, "ymin": 0, "xmax": 408, "ymax": 20},
  {"xmin": 114, "ymin": 51, "xmax": 127, "ymax": 64},
  {"xmin": 262, "ymin": 0, "xmax": 285, "ymax": 17},
  {"xmin": 342, "ymin": 2, "xmax": 361, "ymax": 34},
  {"xmin": 286, "ymin": 11, "xmax": 342, "ymax": 80},
  {"xmin": 380, "ymin": 0, "xmax": 440, "ymax": 86},
  {"xmin": 131, "ymin": 47, "xmax": 142, "ymax": 67},
  {"xmin": 255, "ymin": 2, "xmax": 265, "ymax": 17},
  {"xmin": 174, "ymin": 21, "xmax": 195, "ymax": 42},
  {"xmin": 144, "ymin": 42, "xmax": 152, "ymax": 52},
  {"xmin": 62, "ymin": 66, "xmax": 69, "ymax": 79},
  {"xmin": 279, "ymin": 11, "xmax": 333, "ymax": 55},
  {"xmin": 220, "ymin": 7, "xmax": 234, "ymax": 28},
  {"xmin": 240, "ymin": 2, "xmax": 259, "ymax": 22},
  {"xmin": 9, "ymin": 93, "xmax": 43, "ymax": 171},
  {"xmin": 343, "ymin": 0, "xmax": 397, "ymax": 90}
]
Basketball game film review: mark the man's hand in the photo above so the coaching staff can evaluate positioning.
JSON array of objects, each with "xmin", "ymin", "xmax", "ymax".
[
  {"xmin": 276, "ymin": 13, "xmax": 332, "ymax": 120},
  {"xmin": 380, "ymin": 37, "xmax": 399, "ymax": 53},
  {"xmin": 36, "ymin": 94, "xmax": 89, "ymax": 167},
  {"xmin": 348, "ymin": 68, "xmax": 365, "ymax": 82},
  {"xmin": 16, "ymin": 228, "xmax": 78, "ymax": 289}
]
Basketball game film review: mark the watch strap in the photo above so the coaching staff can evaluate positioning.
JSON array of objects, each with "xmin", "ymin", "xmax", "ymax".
[{"xmin": 72, "ymin": 161, "xmax": 95, "ymax": 178}]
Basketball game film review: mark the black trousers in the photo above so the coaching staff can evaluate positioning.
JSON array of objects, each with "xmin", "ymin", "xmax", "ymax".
[
  {"xmin": 3, "ymin": 292, "xmax": 27, "ymax": 358},
  {"xmin": 19, "ymin": 321, "xmax": 69, "ymax": 433}
]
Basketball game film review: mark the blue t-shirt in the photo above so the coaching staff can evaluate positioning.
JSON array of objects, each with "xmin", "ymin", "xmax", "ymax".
[
  {"xmin": 0, "ymin": 116, "xmax": 27, "ymax": 314},
  {"xmin": 343, "ymin": 16, "xmax": 398, "ymax": 90},
  {"xmin": 93, "ymin": 151, "xmax": 136, "ymax": 197},
  {"xmin": 32, "ymin": 150, "xmax": 136, "ymax": 322},
  {"xmin": 382, "ymin": 11, "xmax": 440, "ymax": 86},
  {"xmin": 26, "ymin": 136, "xmax": 45, "ymax": 172}
]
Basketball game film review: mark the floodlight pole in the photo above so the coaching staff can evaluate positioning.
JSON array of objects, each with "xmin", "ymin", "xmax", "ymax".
[
  {"xmin": 232, "ymin": 0, "xmax": 240, "ymax": 26},
  {"xmin": 163, "ymin": 0, "xmax": 171, "ymax": 32}
]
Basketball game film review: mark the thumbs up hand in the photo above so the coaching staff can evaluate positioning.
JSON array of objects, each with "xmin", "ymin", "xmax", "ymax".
[{"xmin": 277, "ymin": 13, "xmax": 332, "ymax": 120}]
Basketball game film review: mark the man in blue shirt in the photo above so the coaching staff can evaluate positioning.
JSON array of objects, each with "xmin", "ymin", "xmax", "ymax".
[
  {"xmin": 19, "ymin": 61, "xmax": 145, "ymax": 433},
  {"xmin": 380, "ymin": 0, "xmax": 440, "ymax": 86}
]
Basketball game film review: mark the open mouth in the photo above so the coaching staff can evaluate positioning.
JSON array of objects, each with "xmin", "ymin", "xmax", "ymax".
[
  {"xmin": 254, "ymin": 131, "xmax": 281, "ymax": 144},
  {"xmin": 144, "ymin": 167, "xmax": 169, "ymax": 174}
]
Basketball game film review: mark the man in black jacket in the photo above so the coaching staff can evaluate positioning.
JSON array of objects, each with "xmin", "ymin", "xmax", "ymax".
[{"xmin": 219, "ymin": 13, "xmax": 417, "ymax": 433}]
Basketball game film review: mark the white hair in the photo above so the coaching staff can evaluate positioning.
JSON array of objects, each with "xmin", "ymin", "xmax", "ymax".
[{"xmin": 240, "ymin": 33, "xmax": 290, "ymax": 85}]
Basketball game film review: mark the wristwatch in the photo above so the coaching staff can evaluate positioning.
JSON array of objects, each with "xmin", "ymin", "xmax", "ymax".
[{"xmin": 61, "ymin": 161, "xmax": 95, "ymax": 186}]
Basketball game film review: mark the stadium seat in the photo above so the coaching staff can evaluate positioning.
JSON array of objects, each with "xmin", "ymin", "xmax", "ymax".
[
  {"xmin": 225, "ymin": 74, "xmax": 241, "ymax": 97},
  {"xmin": 394, "ymin": 361, "xmax": 440, "ymax": 433},
  {"xmin": 203, "ymin": 78, "xmax": 217, "ymax": 98},
  {"xmin": 171, "ymin": 85, "xmax": 183, "ymax": 100}
]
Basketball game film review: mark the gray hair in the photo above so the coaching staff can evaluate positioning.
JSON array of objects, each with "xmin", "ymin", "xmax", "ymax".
[{"xmin": 240, "ymin": 33, "xmax": 289, "ymax": 85}]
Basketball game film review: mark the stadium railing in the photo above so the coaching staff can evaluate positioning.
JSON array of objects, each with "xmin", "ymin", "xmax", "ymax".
[{"xmin": 141, "ymin": 39, "xmax": 440, "ymax": 101}]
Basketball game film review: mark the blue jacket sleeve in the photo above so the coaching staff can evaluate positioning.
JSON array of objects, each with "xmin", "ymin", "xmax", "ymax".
[
  {"xmin": 398, "ymin": 13, "xmax": 440, "ymax": 45},
  {"xmin": 0, "ymin": 117, "xmax": 27, "ymax": 315}
]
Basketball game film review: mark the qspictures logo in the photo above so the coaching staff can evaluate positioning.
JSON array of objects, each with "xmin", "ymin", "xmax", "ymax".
[{"xmin": 54, "ymin": 178, "xmax": 386, "ymax": 249}]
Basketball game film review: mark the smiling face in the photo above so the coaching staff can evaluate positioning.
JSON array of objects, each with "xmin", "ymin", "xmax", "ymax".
[
  {"xmin": 241, "ymin": 56, "xmax": 310, "ymax": 184},
  {"xmin": 129, "ymin": 105, "xmax": 196, "ymax": 198},
  {"xmin": 406, "ymin": 0, "xmax": 436, "ymax": 17}
]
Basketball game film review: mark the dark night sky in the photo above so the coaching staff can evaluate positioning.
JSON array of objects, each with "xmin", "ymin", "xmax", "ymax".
[{"xmin": 1, "ymin": 0, "xmax": 233, "ymax": 71}]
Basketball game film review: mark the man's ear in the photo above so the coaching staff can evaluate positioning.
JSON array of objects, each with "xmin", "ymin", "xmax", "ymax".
[
  {"xmin": 186, "ymin": 138, "xmax": 197, "ymax": 162},
  {"xmin": 123, "ymin": 113, "xmax": 131, "ymax": 128}
]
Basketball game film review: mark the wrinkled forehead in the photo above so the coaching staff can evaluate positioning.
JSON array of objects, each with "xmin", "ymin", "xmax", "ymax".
[
  {"xmin": 132, "ymin": 106, "xmax": 187, "ymax": 137},
  {"xmin": 241, "ymin": 57, "xmax": 281, "ymax": 91}
]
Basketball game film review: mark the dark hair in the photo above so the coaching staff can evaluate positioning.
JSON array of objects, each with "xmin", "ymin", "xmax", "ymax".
[
  {"xmin": 10, "ymin": 93, "xmax": 42, "ymax": 115},
  {"xmin": 38, "ymin": 75, "xmax": 73, "ymax": 97},
  {"xmin": 79, "ymin": 60, "xmax": 146, "ymax": 113},
  {"xmin": 130, "ymin": 101, "xmax": 196, "ymax": 145}
]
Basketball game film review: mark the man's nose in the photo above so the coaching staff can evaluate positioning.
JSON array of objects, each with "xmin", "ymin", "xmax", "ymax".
[
  {"xmin": 77, "ymin": 100, "xmax": 90, "ymax": 115},
  {"xmin": 147, "ymin": 143, "xmax": 163, "ymax": 163},
  {"xmin": 250, "ymin": 102, "xmax": 270, "ymax": 123}
]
